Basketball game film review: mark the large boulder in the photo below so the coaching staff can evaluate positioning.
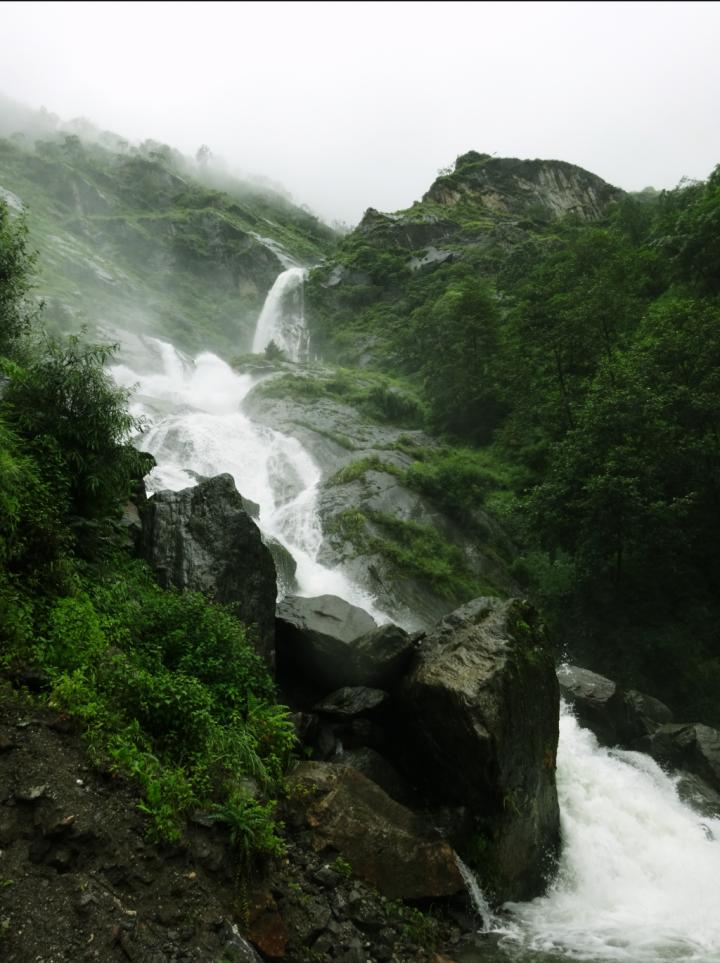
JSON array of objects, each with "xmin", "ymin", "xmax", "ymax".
[
  {"xmin": 140, "ymin": 474, "xmax": 277, "ymax": 665},
  {"xmin": 558, "ymin": 665, "xmax": 673, "ymax": 748},
  {"xmin": 639, "ymin": 723, "xmax": 720, "ymax": 794},
  {"xmin": 340, "ymin": 623, "xmax": 415, "ymax": 689},
  {"xmin": 396, "ymin": 597, "xmax": 560, "ymax": 903},
  {"xmin": 287, "ymin": 762, "xmax": 464, "ymax": 901},
  {"xmin": 275, "ymin": 595, "xmax": 377, "ymax": 691}
]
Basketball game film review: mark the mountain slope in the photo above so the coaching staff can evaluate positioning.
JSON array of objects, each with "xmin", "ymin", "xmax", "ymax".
[
  {"xmin": 0, "ymin": 119, "xmax": 336, "ymax": 354},
  {"xmin": 305, "ymin": 150, "xmax": 624, "ymax": 365}
]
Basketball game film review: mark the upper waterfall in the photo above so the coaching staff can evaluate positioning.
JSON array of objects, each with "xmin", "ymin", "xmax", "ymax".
[{"xmin": 252, "ymin": 266, "xmax": 308, "ymax": 361}]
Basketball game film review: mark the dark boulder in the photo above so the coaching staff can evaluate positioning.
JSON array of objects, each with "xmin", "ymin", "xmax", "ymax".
[
  {"xmin": 275, "ymin": 595, "xmax": 377, "ymax": 691},
  {"xmin": 675, "ymin": 771, "xmax": 720, "ymax": 819},
  {"xmin": 140, "ymin": 474, "xmax": 277, "ymax": 665},
  {"xmin": 557, "ymin": 664, "xmax": 672, "ymax": 748},
  {"xmin": 287, "ymin": 762, "xmax": 464, "ymax": 901},
  {"xmin": 557, "ymin": 665, "xmax": 619, "ymax": 745},
  {"xmin": 337, "ymin": 747, "xmax": 412, "ymax": 804},
  {"xmin": 314, "ymin": 687, "xmax": 389, "ymax": 719},
  {"xmin": 639, "ymin": 723, "xmax": 720, "ymax": 794},
  {"xmin": 397, "ymin": 597, "xmax": 560, "ymax": 903},
  {"xmin": 340, "ymin": 623, "xmax": 415, "ymax": 689}
]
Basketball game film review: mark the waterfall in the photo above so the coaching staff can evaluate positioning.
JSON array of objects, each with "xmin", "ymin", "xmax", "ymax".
[
  {"xmin": 493, "ymin": 702, "xmax": 720, "ymax": 962},
  {"xmin": 455, "ymin": 855, "xmax": 496, "ymax": 931},
  {"xmin": 251, "ymin": 266, "xmax": 307, "ymax": 361},
  {"xmin": 111, "ymin": 337, "xmax": 387, "ymax": 621}
]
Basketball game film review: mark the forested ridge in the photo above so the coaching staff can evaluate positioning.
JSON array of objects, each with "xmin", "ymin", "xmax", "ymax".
[{"xmin": 306, "ymin": 154, "xmax": 720, "ymax": 722}]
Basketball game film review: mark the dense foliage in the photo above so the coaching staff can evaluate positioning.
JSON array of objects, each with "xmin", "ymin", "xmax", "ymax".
[
  {"xmin": 0, "ymin": 200, "xmax": 294, "ymax": 856},
  {"xmin": 307, "ymin": 164, "xmax": 720, "ymax": 723}
]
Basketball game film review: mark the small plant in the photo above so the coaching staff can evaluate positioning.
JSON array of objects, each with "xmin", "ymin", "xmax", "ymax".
[
  {"xmin": 331, "ymin": 855, "xmax": 353, "ymax": 878},
  {"xmin": 209, "ymin": 793, "xmax": 286, "ymax": 867}
]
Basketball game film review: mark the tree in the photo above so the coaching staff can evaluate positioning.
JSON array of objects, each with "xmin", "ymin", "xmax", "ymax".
[
  {"xmin": 196, "ymin": 144, "xmax": 212, "ymax": 168},
  {"xmin": 0, "ymin": 201, "xmax": 37, "ymax": 357}
]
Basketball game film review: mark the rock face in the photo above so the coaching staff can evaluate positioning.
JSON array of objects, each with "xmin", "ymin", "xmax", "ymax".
[
  {"xmin": 287, "ymin": 763, "xmax": 464, "ymax": 901},
  {"xmin": 397, "ymin": 597, "xmax": 560, "ymax": 902},
  {"xmin": 140, "ymin": 474, "xmax": 277, "ymax": 665},
  {"xmin": 275, "ymin": 595, "xmax": 377, "ymax": 690},
  {"xmin": 424, "ymin": 152, "xmax": 623, "ymax": 223},
  {"xmin": 558, "ymin": 664, "xmax": 673, "ymax": 748}
]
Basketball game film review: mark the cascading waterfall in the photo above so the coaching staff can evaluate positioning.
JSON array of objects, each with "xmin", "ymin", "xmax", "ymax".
[
  {"xmin": 110, "ymin": 292, "xmax": 386, "ymax": 621},
  {"xmin": 111, "ymin": 270, "xmax": 720, "ymax": 963},
  {"xmin": 490, "ymin": 702, "xmax": 720, "ymax": 962},
  {"xmin": 251, "ymin": 266, "xmax": 308, "ymax": 361}
]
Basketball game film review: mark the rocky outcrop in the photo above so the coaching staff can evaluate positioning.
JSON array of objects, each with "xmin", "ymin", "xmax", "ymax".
[
  {"xmin": 558, "ymin": 664, "xmax": 673, "ymax": 748},
  {"xmin": 140, "ymin": 474, "xmax": 277, "ymax": 665},
  {"xmin": 275, "ymin": 594, "xmax": 377, "ymax": 691},
  {"xmin": 424, "ymin": 151, "xmax": 623, "ymax": 223},
  {"xmin": 287, "ymin": 763, "xmax": 464, "ymax": 901},
  {"xmin": 396, "ymin": 597, "xmax": 560, "ymax": 902}
]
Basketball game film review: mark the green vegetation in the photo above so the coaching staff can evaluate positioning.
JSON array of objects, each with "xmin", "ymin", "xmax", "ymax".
[
  {"xmin": 0, "ymin": 198, "xmax": 294, "ymax": 859},
  {"xmin": 252, "ymin": 365, "xmax": 427, "ymax": 428},
  {"xmin": 307, "ymin": 156, "xmax": 720, "ymax": 723},
  {"xmin": 0, "ymin": 126, "xmax": 337, "ymax": 354}
]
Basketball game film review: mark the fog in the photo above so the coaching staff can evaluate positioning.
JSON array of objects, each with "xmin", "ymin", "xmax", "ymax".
[{"xmin": 2, "ymin": 0, "xmax": 719, "ymax": 224}]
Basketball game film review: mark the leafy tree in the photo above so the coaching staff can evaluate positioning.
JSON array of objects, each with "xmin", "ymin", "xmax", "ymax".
[
  {"xmin": 3, "ymin": 333, "xmax": 148, "ymax": 527},
  {"xmin": 0, "ymin": 201, "xmax": 37, "ymax": 356},
  {"xmin": 408, "ymin": 278, "xmax": 505, "ymax": 442}
]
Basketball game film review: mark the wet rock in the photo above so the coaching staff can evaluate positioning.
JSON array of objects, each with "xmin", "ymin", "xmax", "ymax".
[
  {"xmin": 557, "ymin": 665, "xmax": 619, "ymax": 745},
  {"xmin": 558, "ymin": 665, "xmax": 673, "ymax": 748},
  {"xmin": 276, "ymin": 594, "xmax": 377, "ymax": 690},
  {"xmin": 397, "ymin": 597, "xmax": 560, "ymax": 902},
  {"xmin": 290, "ymin": 762, "xmax": 464, "ymax": 901},
  {"xmin": 639, "ymin": 723, "xmax": 720, "ymax": 794},
  {"xmin": 338, "ymin": 623, "xmax": 415, "ymax": 689},
  {"xmin": 675, "ymin": 770, "xmax": 720, "ymax": 818},
  {"xmin": 265, "ymin": 535, "xmax": 297, "ymax": 595},
  {"xmin": 338, "ymin": 747, "xmax": 411, "ymax": 804},
  {"xmin": 314, "ymin": 687, "xmax": 389, "ymax": 718},
  {"xmin": 140, "ymin": 473, "xmax": 277, "ymax": 665}
]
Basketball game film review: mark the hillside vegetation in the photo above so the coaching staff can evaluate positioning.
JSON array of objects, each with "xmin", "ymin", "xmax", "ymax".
[
  {"xmin": 306, "ymin": 153, "xmax": 720, "ymax": 722},
  {"xmin": 0, "ymin": 200, "xmax": 294, "ymax": 855},
  {"xmin": 0, "ymin": 102, "xmax": 337, "ymax": 354}
]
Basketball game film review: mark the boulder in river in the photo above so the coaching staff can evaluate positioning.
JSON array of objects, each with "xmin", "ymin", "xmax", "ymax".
[
  {"xmin": 639, "ymin": 723, "xmax": 720, "ymax": 795},
  {"xmin": 397, "ymin": 596, "xmax": 560, "ymax": 903},
  {"xmin": 558, "ymin": 664, "xmax": 673, "ymax": 748},
  {"xmin": 140, "ymin": 473, "xmax": 277, "ymax": 665}
]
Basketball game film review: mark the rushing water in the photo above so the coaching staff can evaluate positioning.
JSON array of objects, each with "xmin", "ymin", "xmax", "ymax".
[
  {"xmin": 251, "ymin": 266, "xmax": 308, "ymax": 361},
  {"xmin": 113, "ymin": 270, "xmax": 720, "ymax": 963},
  {"xmin": 474, "ymin": 703, "xmax": 720, "ymax": 963},
  {"xmin": 111, "ymin": 340, "xmax": 386, "ymax": 619}
]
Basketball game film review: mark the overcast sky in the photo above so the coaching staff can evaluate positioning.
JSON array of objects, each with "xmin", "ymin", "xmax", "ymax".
[{"xmin": 1, "ymin": 0, "xmax": 719, "ymax": 224}]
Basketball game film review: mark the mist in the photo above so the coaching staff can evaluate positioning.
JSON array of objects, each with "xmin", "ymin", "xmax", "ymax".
[{"xmin": 2, "ymin": 0, "xmax": 720, "ymax": 224}]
